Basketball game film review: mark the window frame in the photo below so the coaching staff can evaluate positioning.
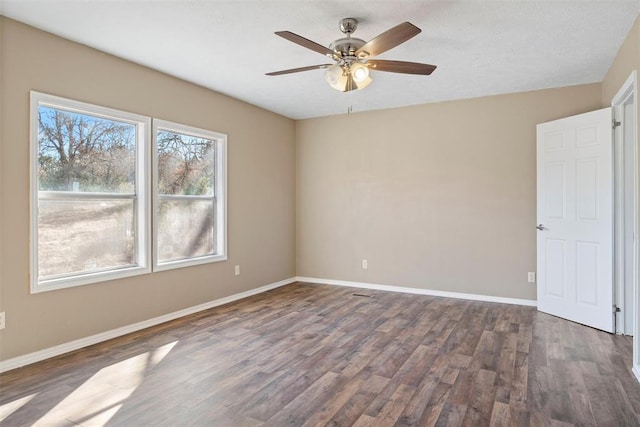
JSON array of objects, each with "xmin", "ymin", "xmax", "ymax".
[
  {"xmin": 152, "ymin": 119, "xmax": 227, "ymax": 271},
  {"xmin": 30, "ymin": 91, "xmax": 151, "ymax": 293}
]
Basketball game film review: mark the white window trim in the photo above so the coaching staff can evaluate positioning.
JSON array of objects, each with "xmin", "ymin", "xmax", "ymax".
[
  {"xmin": 152, "ymin": 119, "xmax": 227, "ymax": 272},
  {"xmin": 30, "ymin": 91, "xmax": 151, "ymax": 293}
]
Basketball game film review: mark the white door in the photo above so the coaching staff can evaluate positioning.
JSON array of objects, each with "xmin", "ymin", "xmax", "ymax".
[{"xmin": 536, "ymin": 107, "xmax": 614, "ymax": 332}]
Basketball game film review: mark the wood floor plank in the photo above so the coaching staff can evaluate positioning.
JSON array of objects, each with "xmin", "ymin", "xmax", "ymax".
[
  {"xmin": 416, "ymin": 381, "xmax": 452, "ymax": 427},
  {"xmin": 300, "ymin": 370, "xmax": 370, "ymax": 426},
  {"xmin": 326, "ymin": 374, "xmax": 389, "ymax": 426},
  {"xmin": 488, "ymin": 401, "xmax": 512, "ymax": 427},
  {"xmin": 1, "ymin": 282, "xmax": 639, "ymax": 426},
  {"xmin": 370, "ymin": 383, "xmax": 417, "ymax": 426},
  {"xmin": 460, "ymin": 368, "xmax": 497, "ymax": 426},
  {"xmin": 434, "ymin": 402, "xmax": 467, "ymax": 427},
  {"xmin": 263, "ymin": 371, "xmax": 347, "ymax": 426},
  {"xmin": 394, "ymin": 353, "xmax": 450, "ymax": 426}
]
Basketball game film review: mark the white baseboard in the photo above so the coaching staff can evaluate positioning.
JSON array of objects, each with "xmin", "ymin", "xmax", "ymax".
[
  {"xmin": 295, "ymin": 276, "xmax": 538, "ymax": 307},
  {"xmin": 0, "ymin": 276, "xmax": 537, "ymax": 373},
  {"xmin": 0, "ymin": 277, "xmax": 296, "ymax": 374},
  {"xmin": 634, "ymin": 364, "xmax": 640, "ymax": 384}
]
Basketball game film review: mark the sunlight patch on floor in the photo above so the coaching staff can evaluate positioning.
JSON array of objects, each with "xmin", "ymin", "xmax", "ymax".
[
  {"xmin": 0, "ymin": 393, "xmax": 37, "ymax": 422},
  {"xmin": 81, "ymin": 403, "xmax": 123, "ymax": 426},
  {"xmin": 33, "ymin": 341, "xmax": 177, "ymax": 426}
]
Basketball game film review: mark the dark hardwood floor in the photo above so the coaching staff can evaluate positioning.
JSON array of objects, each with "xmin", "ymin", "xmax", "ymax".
[{"xmin": 1, "ymin": 282, "xmax": 639, "ymax": 426}]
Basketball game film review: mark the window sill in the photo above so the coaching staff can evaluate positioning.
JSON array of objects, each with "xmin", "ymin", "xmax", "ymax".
[{"xmin": 31, "ymin": 265, "xmax": 151, "ymax": 294}]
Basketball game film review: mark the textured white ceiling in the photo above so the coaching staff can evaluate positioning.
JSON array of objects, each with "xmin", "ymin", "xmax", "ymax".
[{"xmin": 2, "ymin": 1, "xmax": 639, "ymax": 119}]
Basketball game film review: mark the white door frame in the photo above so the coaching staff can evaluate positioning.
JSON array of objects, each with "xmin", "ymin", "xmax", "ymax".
[
  {"xmin": 613, "ymin": 71, "xmax": 638, "ymax": 335},
  {"xmin": 611, "ymin": 70, "xmax": 639, "ymax": 381}
]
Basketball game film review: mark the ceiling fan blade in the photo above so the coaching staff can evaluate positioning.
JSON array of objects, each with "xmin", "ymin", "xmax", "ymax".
[
  {"xmin": 356, "ymin": 22, "xmax": 421, "ymax": 58},
  {"xmin": 275, "ymin": 31, "xmax": 335, "ymax": 56},
  {"xmin": 366, "ymin": 60, "xmax": 436, "ymax": 75},
  {"xmin": 266, "ymin": 64, "xmax": 333, "ymax": 76}
]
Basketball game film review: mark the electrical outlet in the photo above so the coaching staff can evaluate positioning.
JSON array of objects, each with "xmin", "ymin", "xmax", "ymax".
[
  {"xmin": 528, "ymin": 272, "xmax": 536, "ymax": 283},
  {"xmin": 0, "ymin": 312, "xmax": 5, "ymax": 330},
  {"xmin": 235, "ymin": 265, "xmax": 240, "ymax": 276},
  {"xmin": 362, "ymin": 259, "xmax": 368, "ymax": 269}
]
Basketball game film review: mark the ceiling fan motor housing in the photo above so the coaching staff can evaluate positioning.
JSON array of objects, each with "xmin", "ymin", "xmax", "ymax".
[
  {"xmin": 333, "ymin": 18, "xmax": 367, "ymax": 60},
  {"xmin": 329, "ymin": 37, "xmax": 366, "ymax": 58}
]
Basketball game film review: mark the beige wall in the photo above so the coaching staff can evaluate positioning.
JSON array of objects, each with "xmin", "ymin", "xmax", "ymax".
[
  {"xmin": 0, "ymin": 18, "xmax": 296, "ymax": 360},
  {"xmin": 296, "ymin": 84, "xmax": 603, "ymax": 300},
  {"xmin": 602, "ymin": 16, "xmax": 639, "ymax": 105}
]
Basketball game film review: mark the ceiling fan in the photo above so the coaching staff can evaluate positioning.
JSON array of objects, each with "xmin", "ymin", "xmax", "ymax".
[{"xmin": 266, "ymin": 18, "xmax": 437, "ymax": 92}]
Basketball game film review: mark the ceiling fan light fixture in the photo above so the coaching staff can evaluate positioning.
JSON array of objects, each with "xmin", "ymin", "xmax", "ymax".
[
  {"xmin": 351, "ymin": 63, "xmax": 369, "ymax": 82},
  {"xmin": 324, "ymin": 63, "xmax": 372, "ymax": 92},
  {"xmin": 354, "ymin": 73, "xmax": 372, "ymax": 90},
  {"xmin": 351, "ymin": 63, "xmax": 372, "ymax": 90},
  {"xmin": 324, "ymin": 64, "xmax": 348, "ymax": 91}
]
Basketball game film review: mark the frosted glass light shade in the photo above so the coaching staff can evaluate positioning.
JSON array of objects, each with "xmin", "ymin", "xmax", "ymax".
[
  {"xmin": 324, "ymin": 63, "xmax": 373, "ymax": 91},
  {"xmin": 351, "ymin": 63, "xmax": 369, "ymax": 82},
  {"xmin": 324, "ymin": 64, "xmax": 347, "ymax": 91},
  {"xmin": 355, "ymin": 75, "xmax": 372, "ymax": 90}
]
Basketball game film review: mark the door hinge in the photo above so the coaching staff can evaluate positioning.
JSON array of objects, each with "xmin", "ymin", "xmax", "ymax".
[
  {"xmin": 614, "ymin": 305, "xmax": 621, "ymax": 313},
  {"xmin": 612, "ymin": 119, "xmax": 622, "ymax": 129}
]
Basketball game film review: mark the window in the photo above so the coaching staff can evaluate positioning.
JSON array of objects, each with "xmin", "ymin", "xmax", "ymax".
[
  {"xmin": 30, "ymin": 92, "xmax": 150, "ymax": 292},
  {"xmin": 153, "ymin": 120, "xmax": 227, "ymax": 270},
  {"xmin": 30, "ymin": 93, "xmax": 227, "ymax": 292}
]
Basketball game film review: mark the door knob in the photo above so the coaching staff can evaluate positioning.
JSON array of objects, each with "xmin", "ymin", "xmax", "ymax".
[{"xmin": 536, "ymin": 224, "xmax": 545, "ymax": 230}]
